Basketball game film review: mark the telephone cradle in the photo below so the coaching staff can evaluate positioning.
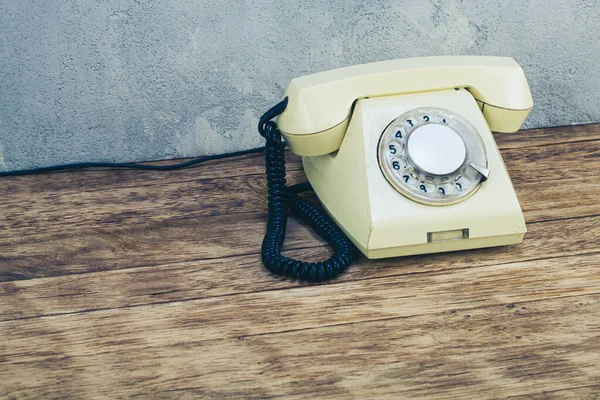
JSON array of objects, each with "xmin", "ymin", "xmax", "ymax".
[{"xmin": 258, "ymin": 56, "xmax": 533, "ymax": 281}]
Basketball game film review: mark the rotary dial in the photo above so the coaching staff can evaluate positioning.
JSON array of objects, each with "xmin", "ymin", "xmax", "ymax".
[{"xmin": 377, "ymin": 107, "xmax": 489, "ymax": 205}]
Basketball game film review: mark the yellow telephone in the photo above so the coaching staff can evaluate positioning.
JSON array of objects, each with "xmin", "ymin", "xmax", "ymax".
[{"xmin": 259, "ymin": 56, "xmax": 533, "ymax": 281}]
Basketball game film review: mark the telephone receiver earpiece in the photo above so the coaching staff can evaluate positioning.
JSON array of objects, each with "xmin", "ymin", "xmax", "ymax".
[{"xmin": 276, "ymin": 56, "xmax": 533, "ymax": 156}]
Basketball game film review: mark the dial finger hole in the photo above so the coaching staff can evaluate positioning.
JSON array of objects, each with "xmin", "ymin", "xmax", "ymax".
[
  {"xmin": 391, "ymin": 127, "xmax": 406, "ymax": 140},
  {"xmin": 386, "ymin": 141, "xmax": 403, "ymax": 157},
  {"xmin": 400, "ymin": 168, "xmax": 418, "ymax": 186},
  {"xmin": 455, "ymin": 180, "xmax": 467, "ymax": 192},
  {"xmin": 437, "ymin": 182, "xmax": 455, "ymax": 196},
  {"xmin": 417, "ymin": 180, "xmax": 436, "ymax": 195},
  {"xmin": 390, "ymin": 157, "xmax": 407, "ymax": 171}
]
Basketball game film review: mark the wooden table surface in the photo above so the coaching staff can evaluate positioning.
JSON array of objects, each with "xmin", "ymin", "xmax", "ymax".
[{"xmin": 1, "ymin": 124, "xmax": 599, "ymax": 399}]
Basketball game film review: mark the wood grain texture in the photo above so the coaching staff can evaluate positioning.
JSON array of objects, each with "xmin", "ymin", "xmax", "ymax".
[
  {"xmin": 1, "ymin": 215, "xmax": 599, "ymax": 321},
  {"xmin": 0, "ymin": 123, "xmax": 599, "ymax": 399},
  {"xmin": 1, "ymin": 295, "xmax": 599, "ymax": 398},
  {"xmin": 494, "ymin": 123, "xmax": 600, "ymax": 149},
  {"xmin": 1, "ymin": 139, "xmax": 598, "ymax": 281}
]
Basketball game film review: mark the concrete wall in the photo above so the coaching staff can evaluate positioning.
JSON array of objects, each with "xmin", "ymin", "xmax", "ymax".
[{"xmin": 1, "ymin": 0, "xmax": 599, "ymax": 171}]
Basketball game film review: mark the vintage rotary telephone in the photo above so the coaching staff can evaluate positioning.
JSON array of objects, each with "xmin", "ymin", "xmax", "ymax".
[{"xmin": 258, "ymin": 56, "xmax": 533, "ymax": 282}]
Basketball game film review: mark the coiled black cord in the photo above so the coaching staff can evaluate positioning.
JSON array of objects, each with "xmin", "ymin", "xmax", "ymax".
[{"xmin": 258, "ymin": 99, "xmax": 354, "ymax": 282}]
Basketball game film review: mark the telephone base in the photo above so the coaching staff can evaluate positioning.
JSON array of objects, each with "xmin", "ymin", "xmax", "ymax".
[
  {"xmin": 302, "ymin": 89, "xmax": 527, "ymax": 261},
  {"xmin": 356, "ymin": 233, "xmax": 524, "ymax": 259},
  {"xmin": 320, "ymin": 198, "xmax": 525, "ymax": 259}
]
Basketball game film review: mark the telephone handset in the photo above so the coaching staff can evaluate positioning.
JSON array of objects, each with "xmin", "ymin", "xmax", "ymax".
[{"xmin": 259, "ymin": 56, "xmax": 533, "ymax": 282}]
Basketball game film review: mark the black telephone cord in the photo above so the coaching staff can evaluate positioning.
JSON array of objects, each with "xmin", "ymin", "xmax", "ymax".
[
  {"xmin": 0, "ymin": 147, "xmax": 266, "ymax": 177},
  {"xmin": 258, "ymin": 98, "xmax": 354, "ymax": 281}
]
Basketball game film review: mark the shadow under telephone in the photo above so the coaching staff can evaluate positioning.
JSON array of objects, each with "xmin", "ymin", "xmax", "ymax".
[{"xmin": 258, "ymin": 56, "xmax": 533, "ymax": 281}]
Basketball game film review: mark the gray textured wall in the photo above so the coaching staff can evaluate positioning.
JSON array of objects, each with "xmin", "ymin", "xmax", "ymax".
[{"xmin": 1, "ymin": 0, "xmax": 599, "ymax": 171}]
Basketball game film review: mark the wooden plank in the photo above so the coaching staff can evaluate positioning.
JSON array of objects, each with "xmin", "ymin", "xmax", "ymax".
[
  {"xmin": 1, "ymin": 214, "xmax": 599, "ymax": 320},
  {"xmin": 503, "ymin": 140, "xmax": 599, "ymax": 184},
  {"xmin": 494, "ymin": 123, "xmax": 600, "ymax": 150},
  {"xmin": 1, "ymin": 291, "xmax": 598, "ymax": 398},
  {"xmin": 1, "ymin": 250, "xmax": 599, "ymax": 341},
  {"xmin": 0, "ymin": 173, "xmax": 272, "ymax": 240},
  {"xmin": 519, "ymin": 177, "xmax": 600, "ymax": 222},
  {"xmin": 0, "ymin": 213, "xmax": 275, "ymax": 279}
]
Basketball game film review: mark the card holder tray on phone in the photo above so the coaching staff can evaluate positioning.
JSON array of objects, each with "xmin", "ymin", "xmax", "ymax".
[{"xmin": 275, "ymin": 56, "xmax": 533, "ymax": 259}]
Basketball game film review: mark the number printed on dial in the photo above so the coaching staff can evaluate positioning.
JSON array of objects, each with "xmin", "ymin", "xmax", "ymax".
[{"xmin": 377, "ymin": 107, "xmax": 488, "ymax": 206}]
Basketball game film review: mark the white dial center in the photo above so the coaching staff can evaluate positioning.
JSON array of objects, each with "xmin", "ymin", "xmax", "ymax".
[{"xmin": 407, "ymin": 124, "xmax": 467, "ymax": 175}]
